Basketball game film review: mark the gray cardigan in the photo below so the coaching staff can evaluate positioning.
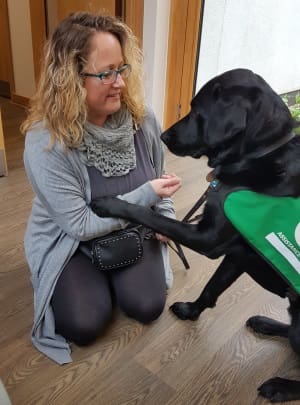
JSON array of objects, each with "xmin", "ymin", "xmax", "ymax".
[{"xmin": 24, "ymin": 107, "xmax": 175, "ymax": 364}]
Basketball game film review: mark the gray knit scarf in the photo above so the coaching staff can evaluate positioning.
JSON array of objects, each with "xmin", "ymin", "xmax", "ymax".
[{"xmin": 78, "ymin": 108, "xmax": 136, "ymax": 177}]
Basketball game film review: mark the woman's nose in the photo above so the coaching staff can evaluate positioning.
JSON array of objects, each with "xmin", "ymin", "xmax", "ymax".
[{"xmin": 112, "ymin": 73, "xmax": 125, "ymax": 88}]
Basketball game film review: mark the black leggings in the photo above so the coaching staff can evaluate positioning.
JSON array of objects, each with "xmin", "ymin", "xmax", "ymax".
[{"xmin": 51, "ymin": 239, "xmax": 167, "ymax": 346}]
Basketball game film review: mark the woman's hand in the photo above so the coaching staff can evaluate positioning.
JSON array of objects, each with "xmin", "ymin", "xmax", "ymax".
[
  {"xmin": 150, "ymin": 174, "xmax": 181, "ymax": 198},
  {"xmin": 150, "ymin": 173, "xmax": 181, "ymax": 241},
  {"xmin": 155, "ymin": 233, "xmax": 169, "ymax": 242}
]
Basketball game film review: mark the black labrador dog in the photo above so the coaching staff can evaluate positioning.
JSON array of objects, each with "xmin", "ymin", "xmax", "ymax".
[{"xmin": 92, "ymin": 69, "xmax": 300, "ymax": 402}]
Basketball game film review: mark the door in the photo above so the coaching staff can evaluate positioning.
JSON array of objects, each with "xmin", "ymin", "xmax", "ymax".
[
  {"xmin": 55, "ymin": 0, "xmax": 143, "ymax": 43},
  {"xmin": 56, "ymin": 0, "xmax": 119, "ymax": 22},
  {"xmin": 31, "ymin": 1, "xmax": 120, "ymax": 80},
  {"xmin": 32, "ymin": 1, "xmax": 143, "ymax": 76},
  {"xmin": 164, "ymin": 0, "xmax": 203, "ymax": 129}
]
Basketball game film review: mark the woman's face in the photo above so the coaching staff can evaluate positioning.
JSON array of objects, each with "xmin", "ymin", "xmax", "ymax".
[{"xmin": 83, "ymin": 32, "xmax": 126, "ymax": 126}]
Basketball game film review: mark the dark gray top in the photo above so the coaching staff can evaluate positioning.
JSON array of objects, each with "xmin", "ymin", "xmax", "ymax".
[{"xmin": 87, "ymin": 128, "xmax": 156, "ymax": 198}]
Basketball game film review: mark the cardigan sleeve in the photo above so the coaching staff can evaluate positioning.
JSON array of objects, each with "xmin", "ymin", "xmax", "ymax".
[{"xmin": 141, "ymin": 106, "xmax": 177, "ymax": 220}]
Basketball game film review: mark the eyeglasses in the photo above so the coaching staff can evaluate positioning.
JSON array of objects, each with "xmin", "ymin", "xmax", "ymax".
[{"xmin": 81, "ymin": 64, "xmax": 131, "ymax": 84}]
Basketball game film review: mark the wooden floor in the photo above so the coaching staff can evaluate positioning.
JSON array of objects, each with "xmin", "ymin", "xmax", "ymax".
[{"xmin": 0, "ymin": 97, "xmax": 299, "ymax": 405}]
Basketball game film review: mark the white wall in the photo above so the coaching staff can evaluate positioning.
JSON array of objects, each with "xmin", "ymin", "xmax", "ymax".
[
  {"xmin": 143, "ymin": 0, "xmax": 170, "ymax": 126},
  {"xmin": 196, "ymin": 0, "xmax": 300, "ymax": 95}
]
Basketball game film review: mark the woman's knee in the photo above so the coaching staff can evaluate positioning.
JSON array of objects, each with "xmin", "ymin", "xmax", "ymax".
[
  {"xmin": 56, "ymin": 310, "xmax": 112, "ymax": 346},
  {"xmin": 121, "ymin": 294, "xmax": 166, "ymax": 324}
]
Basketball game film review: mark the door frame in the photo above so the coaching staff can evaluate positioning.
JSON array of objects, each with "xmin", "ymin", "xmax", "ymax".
[
  {"xmin": 163, "ymin": 0, "xmax": 203, "ymax": 129},
  {"xmin": 0, "ymin": 0, "xmax": 15, "ymax": 97},
  {"xmin": 29, "ymin": 0, "xmax": 47, "ymax": 83},
  {"xmin": 0, "ymin": 109, "xmax": 8, "ymax": 176}
]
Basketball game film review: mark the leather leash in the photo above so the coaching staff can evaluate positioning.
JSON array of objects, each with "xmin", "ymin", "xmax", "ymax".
[{"xmin": 168, "ymin": 185, "xmax": 209, "ymax": 270}]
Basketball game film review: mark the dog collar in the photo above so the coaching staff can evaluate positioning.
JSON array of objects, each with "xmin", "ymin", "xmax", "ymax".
[
  {"xmin": 219, "ymin": 131, "xmax": 296, "ymax": 174},
  {"xmin": 243, "ymin": 131, "xmax": 296, "ymax": 160}
]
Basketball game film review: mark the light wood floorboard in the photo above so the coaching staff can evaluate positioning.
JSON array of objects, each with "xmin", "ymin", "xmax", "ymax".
[{"xmin": 0, "ymin": 97, "xmax": 298, "ymax": 404}]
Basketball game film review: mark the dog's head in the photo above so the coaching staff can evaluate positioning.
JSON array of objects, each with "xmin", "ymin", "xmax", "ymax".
[{"xmin": 161, "ymin": 69, "xmax": 295, "ymax": 170}]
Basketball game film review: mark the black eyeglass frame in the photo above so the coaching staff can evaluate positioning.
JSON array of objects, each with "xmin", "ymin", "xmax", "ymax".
[{"xmin": 81, "ymin": 64, "xmax": 131, "ymax": 84}]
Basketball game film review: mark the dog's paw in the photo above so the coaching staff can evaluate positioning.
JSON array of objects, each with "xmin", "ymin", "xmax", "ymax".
[
  {"xmin": 258, "ymin": 377, "xmax": 300, "ymax": 402},
  {"xmin": 246, "ymin": 315, "xmax": 271, "ymax": 334},
  {"xmin": 246, "ymin": 315, "xmax": 289, "ymax": 337},
  {"xmin": 170, "ymin": 302, "xmax": 200, "ymax": 321}
]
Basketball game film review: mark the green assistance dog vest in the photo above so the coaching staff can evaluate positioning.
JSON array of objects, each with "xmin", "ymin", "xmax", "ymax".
[{"xmin": 224, "ymin": 190, "xmax": 300, "ymax": 293}]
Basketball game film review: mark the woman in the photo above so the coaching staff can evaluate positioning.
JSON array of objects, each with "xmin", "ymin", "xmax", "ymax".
[{"xmin": 21, "ymin": 12, "xmax": 181, "ymax": 364}]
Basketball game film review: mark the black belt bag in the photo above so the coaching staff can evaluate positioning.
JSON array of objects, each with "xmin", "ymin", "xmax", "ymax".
[{"xmin": 80, "ymin": 225, "xmax": 152, "ymax": 271}]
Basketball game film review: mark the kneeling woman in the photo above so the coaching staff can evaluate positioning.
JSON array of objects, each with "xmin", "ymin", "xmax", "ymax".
[{"xmin": 22, "ymin": 12, "xmax": 181, "ymax": 364}]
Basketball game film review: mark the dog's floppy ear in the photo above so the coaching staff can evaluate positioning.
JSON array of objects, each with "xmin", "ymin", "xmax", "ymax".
[
  {"xmin": 204, "ymin": 84, "xmax": 265, "ymax": 149},
  {"xmin": 204, "ymin": 90, "xmax": 248, "ymax": 148},
  {"xmin": 240, "ymin": 84, "xmax": 293, "ymax": 154}
]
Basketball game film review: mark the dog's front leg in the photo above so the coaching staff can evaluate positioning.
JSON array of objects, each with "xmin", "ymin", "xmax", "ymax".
[
  {"xmin": 91, "ymin": 197, "xmax": 231, "ymax": 255},
  {"xmin": 92, "ymin": 196, "xmax": 198, "ymax": 243},
  {"xmin": 170, "ymin": 255, "xmax": 243, "ymax": 320}
]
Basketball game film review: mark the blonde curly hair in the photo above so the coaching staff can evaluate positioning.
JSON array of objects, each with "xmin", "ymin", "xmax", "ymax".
[{"xmin": 21, "ymin": 12, "xmax": 145, "ymax": 148}]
